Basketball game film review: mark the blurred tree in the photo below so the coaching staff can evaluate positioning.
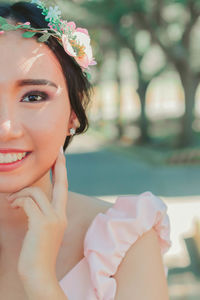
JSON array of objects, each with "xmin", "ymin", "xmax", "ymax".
[
  {"xmin": 131, "ymin": 0, "xmax": 200, "ymax": 146},
  {"xmin": 60, "ymin": 0, "xmax": 200, "ymax": 146}
]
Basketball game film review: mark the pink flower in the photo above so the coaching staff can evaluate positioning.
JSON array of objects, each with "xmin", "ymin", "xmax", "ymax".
[
  {"xmin": 62, "ymin": 35, "xmax": 76, "ymax": 56},
  {"xmin": 48, "ymin": 23, "xmax": 53, "ymax": 29},
  {"xmin": 61, "ymin": 27, "xmax": 96, "ymax": 69},
  {"xmin": 0, "ymin": 31, "xmax": 4, "ymax": 35},
  {"xmin": 60, "ymin": 21, "xmax": 75, "ymax": 34},
  {"xmin": 74, "ymin": 31, "xmax": 93, "ymax": 68},
  {"xmin": 67, "ymin": 22, "xmax": 76, "ymax": 32},
  {"xmin": 76, "ymin": 27, "xmax": 88, "ymax": 36}
]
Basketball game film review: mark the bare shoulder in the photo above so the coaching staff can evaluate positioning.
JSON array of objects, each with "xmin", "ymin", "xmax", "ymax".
[
  {"xmin": 56, "ymin": 191, "xmax": 113, "ymax": 279},
  {"xmin": 67, "ymin": 190, "xmax": 113, "ymax": 226},
  {"xmin": 113, "ymin": 228, "xmax": 169, "ymax": 299}
]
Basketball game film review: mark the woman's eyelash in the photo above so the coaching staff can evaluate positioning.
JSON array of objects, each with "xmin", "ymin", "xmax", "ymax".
[{"xmin": 21, "ymin": 91, "xmax": 50, "ymax": 103}]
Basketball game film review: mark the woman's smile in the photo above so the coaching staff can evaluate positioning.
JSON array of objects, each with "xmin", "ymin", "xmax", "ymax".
[{"xmin": 0, "ymin": 151, "xmax": 31, "ymax": 172}]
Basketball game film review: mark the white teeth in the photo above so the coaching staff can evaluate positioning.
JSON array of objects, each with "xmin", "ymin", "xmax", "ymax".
[
  {"xmin": 17, "ymin": 153, "xmax": 23, "ymax": 160},
  {"xmin": 0, "ymin": 152, "xmax": 27, "ymax": 163}
]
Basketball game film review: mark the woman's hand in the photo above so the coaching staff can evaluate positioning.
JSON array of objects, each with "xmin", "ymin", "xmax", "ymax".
[{"xmin": 6, "ymin": 148, "xmax": 68, "ymax": 284}]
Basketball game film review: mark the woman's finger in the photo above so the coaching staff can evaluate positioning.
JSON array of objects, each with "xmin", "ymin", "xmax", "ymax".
[
  {"xmin": 7, "ymin": 186, "xmax": 54, "ymax": 217},
  {"xmin": 10, "ymin": 196, "xmax": 42, "ymax": 222},
  {"xmin": 51, "ymin": 149, "xmax": 68, "ymax": 217}
]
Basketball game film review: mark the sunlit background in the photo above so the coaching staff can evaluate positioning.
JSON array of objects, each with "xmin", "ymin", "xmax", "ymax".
[
  {"xmin": 11, "ymin": 0, "xmax": 200, "ymax": 298},
  {"xmin": 63, "ymin": 1, "xmax": 200, "ymax": 299}
]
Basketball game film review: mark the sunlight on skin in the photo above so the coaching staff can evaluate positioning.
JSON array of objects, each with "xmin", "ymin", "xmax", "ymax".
[
  {"xmin": 1, "ymin": 120, "xmax": 11, "ymax": 131},
  {"xmin": 19, "ymin": 53, "xmax": 45, "ymax": 74},
  {"xmin": 0, "ymin": 29, "xmax": 77, "ymax": 239}
]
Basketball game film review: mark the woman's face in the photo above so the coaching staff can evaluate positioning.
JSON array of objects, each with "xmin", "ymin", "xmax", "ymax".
[{"xmin": 0, "ymin": 30, "xmax": 71, "ymax": 193}]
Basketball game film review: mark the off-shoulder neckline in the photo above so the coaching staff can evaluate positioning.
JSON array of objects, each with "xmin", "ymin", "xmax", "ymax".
[
  {"xmin": 59, "ymin": 257, "xmax": 85, "ymax": 282},
  {"xmin": 58, "ymin": 194, "xmax": 134, "ymax": 282},
  {"xmin": 59, "ymin": 199, "xmax": 114, "ymax": 283},
  {"xmin": 59, "ymin": 192, "xmax": 170, "ymax": 284}
]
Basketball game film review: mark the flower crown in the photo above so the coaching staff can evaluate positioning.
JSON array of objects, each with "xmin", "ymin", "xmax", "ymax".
[{"xmin": 0, "ymin": 0, "xmax": 96, "ymax": 76}]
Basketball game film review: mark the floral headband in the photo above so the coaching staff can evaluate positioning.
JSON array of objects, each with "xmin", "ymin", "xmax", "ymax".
[{"xmin": 0, "ymin": 0, "xmax": 96, "ymax": 76}]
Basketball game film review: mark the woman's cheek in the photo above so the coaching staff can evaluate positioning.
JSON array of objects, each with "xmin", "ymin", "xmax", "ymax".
[
  {"xmin": 21, "ymin": 97, "xmax": 70, "ymax": 148},
  {"xmin": 31, "ymin": 121, "xmax": 68, "ymax": 159}
]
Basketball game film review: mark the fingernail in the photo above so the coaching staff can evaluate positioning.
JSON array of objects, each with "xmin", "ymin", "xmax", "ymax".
[{"xmin": 60, "ymin": 146, "xmax": 64, "ymax": 154}]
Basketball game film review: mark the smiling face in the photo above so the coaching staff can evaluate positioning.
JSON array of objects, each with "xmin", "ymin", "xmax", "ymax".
[{"xmin": 0, "ymin": 30, "xmax": 72, "ymax": 193}]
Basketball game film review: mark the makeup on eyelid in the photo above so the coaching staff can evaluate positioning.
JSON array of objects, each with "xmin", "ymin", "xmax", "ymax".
[{"xmin": 21, "ymin": 90, "xmax": 50, "ymax": 102}]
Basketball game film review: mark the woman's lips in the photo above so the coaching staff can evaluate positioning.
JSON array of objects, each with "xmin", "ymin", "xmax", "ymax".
[
  {"xmin": 0, "ymin": 152, "xmax": 31, "ymax": 172},
  {"xmin": 0, "ymin": 149, "xmax": 30, "ymax": 153}
]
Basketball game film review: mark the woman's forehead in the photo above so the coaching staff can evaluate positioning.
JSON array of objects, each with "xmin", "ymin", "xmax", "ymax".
[{"xmin": 0, "ymin": 31, "xmax": 63, "ymax": 85}]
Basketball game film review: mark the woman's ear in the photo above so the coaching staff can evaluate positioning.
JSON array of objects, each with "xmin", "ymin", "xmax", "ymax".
[{"xmin": 67, "ymin": 110, "xmax": 80, "ymax": 133}]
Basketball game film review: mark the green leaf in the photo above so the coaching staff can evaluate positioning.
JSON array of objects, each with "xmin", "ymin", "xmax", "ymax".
[
  {"xmin": 1, "ymin": 24, "xmax": 17, "ymax": 31},
  {"xmin": 0, "ymin": 17, "xmax": 7, "ymax": 26},
  {"xmin": 22, "ymin": 31, "xmax": 37, "ymax": 38},
  {"xmin": 37, "ymin": 33, "xmax": 51, "ymax": 42},
  {"xmin": 85, "ymin": 72, "xmax": 91, "ymax": 81},
  {"xmin": 16, "ymin": 24, "xmax": 31, "ymax": 29}
]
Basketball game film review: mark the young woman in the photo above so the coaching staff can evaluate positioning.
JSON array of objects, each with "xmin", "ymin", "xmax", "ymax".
[{"xmin": 0, "ymin": 1, "xmax": 171, "ymax": 299}]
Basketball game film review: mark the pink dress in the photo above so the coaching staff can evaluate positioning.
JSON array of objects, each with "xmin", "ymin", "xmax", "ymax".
[{"xmin": 59, "ymin": 192, "xmax": 171, "ymax": 299}]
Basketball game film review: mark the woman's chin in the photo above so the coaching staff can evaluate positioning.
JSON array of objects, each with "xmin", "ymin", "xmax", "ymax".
[{"xmin": 0, "ymin": 186, "xmax": 25, "ymax": 195}]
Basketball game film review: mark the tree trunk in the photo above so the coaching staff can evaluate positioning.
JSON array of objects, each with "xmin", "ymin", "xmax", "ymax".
[
  {"xmin": 137, "ymin": 79, "xmax": 150, "ymax": 143},
  {"xmin": 115, "ymin": 73, "xmax": 123, "ymax": 139},
  {"xmin": 178, "ymin": 73, "xmax": 199, "ymax": 147}
]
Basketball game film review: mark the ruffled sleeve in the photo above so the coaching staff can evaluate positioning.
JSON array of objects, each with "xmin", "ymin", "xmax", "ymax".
[{"xmin": 83, "ymin": 191, "xmax": 171, "ymax": 300}]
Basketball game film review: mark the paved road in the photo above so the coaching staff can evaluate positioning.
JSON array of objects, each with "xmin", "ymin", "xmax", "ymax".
[{"xmin": 65, "ymin": 132, "xmax": 200, "ymax": 197}]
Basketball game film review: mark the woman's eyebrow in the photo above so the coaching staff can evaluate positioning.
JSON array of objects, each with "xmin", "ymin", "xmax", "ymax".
[{"xmin": 16, "ymin": 79, "xmax": 58, "ymax": 89}]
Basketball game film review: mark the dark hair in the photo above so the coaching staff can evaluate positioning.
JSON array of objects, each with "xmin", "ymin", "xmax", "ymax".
[{"xmin": 0, "ymin": 1, "xmax": 92, "ymax": 151}]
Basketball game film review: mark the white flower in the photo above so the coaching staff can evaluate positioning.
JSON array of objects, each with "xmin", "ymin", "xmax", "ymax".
[
  {"xmin": 62, "ymin": 27, "xmax": 96, "ymax": 69},
  {"xmin": 45, "ymin": 6, "xmax": 61, "ymax": 22}
]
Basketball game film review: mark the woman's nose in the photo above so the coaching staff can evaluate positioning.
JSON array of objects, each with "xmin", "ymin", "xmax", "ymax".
[{"xmin": 0, "ymin": 105, "xmax": 23, "ymax": 141}]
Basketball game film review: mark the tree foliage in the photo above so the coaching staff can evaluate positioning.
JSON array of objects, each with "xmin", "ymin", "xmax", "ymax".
[{"xmin": 61, "ymin": 0, "xmax": 200, "ymax": 146}]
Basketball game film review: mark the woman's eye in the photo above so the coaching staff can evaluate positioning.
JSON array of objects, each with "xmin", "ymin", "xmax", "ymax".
[{"xmin": 21, "ymin": 91, "xmax": 49, "ymax": 103}]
